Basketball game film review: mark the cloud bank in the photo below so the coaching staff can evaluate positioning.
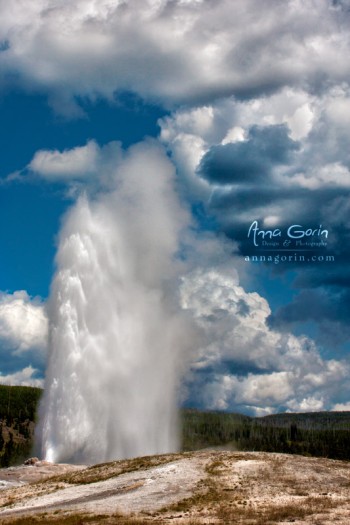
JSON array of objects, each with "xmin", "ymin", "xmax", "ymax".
[
  {"xmin": 1, "ymin": 0, "xmax": 350, "ymax": 110},
  {"xmin": 160, "ymin": 83, "xmax": 350, "ymax": 352},
  {"xmin": 180, "ymin": 270, "xmax": 348, "ymax": 415}
]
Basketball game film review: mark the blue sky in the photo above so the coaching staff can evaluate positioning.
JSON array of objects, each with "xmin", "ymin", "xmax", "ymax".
[
  {"xmin": 1, "ymin": 0, "xmax": 350, "ymax": 416},
  {"xmin": 0, "ymin": 91, "xmax": 166, "ymax": 296}
]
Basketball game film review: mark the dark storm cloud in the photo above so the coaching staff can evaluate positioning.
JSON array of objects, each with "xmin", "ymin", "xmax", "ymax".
[
  {"xmin": 332, "ymin": 0, "xmax": 350, "ymax": 11},
  {"xmin": 198, "ymin": 118, "xmax": 350, "ymax": 347},
  {"xmin": 269, "ymin": 289, "xmax": 347, "ymax": 325},
  {"xmin": 197, "ymin": 125, "xmax": 299, "ymax": 184},
  {"xmin": 209, "ymin": 184, "xmax": 350, "ymax": 250},
  {"xmin": 208, "ymin": 179, "xmax": 350, "ymax": 344},
  {"xmin": 269, "ymin": 288, "xmax": 350, "ymax": 346},
  {"xmin": 293, "ymin": 267, "xmax": 350, "ymax": 289}
]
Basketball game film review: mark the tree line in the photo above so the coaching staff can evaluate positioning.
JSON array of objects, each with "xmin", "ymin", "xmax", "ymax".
[
  {"xmin": 1, "ymin": 386, "xmax": 350, "ymax": 467},
  {"xmin": 182, "ymin": 408, "xmax": 350, "ymax": 460}
]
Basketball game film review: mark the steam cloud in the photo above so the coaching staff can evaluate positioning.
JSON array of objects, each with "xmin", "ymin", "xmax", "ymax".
[{"xmin": 38, "ymin": 141, "xmax": 191, "ymax": 464}]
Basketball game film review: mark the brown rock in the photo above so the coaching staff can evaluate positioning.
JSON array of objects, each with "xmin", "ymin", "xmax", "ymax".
[{"xmin": 23, "ymin": 457, "xmax": 39, "ymax": 466}]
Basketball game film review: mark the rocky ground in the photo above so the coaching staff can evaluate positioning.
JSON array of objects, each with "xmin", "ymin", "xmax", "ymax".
[{"xmin": 0, "ymin": 450, "xmax": 350, "ymax": 524}]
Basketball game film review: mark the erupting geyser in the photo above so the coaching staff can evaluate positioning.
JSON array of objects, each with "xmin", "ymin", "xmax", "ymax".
[{"xmin": 37, "ymin": 142, "xmax": 189, "ymax": 464}]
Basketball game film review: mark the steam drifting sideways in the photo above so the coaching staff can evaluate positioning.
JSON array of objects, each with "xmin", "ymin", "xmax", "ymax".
[{"xmin": 38, "ymin": 141, "xmax": 191, "ymax": 464}]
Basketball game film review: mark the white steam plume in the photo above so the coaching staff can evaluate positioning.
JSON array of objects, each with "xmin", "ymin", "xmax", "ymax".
[{"xmin": 37, "ymin": 141, "xmax": 191, "ymax": 464}]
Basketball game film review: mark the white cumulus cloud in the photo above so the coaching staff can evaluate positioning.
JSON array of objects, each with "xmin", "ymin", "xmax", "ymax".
[
  {"xmin": 332, "ymin": 402, "xmax": 350, "ymax": 411},
  {"xmin": 0, "ymin": 290, "xmax": 48, "ymax": 354},
  {"xmin": 0, "ymin": 366, "xmax": 43, "ymax": 388},
  {"xmin": 1, "ymin": 0, "xmax": 350, "ymax": 110},
  {"xmin": 28, "ymin": 140, "xmax": 100, "ymax": 180},
  {"xmin": 180, "ymin": 269, "xmax": 349, "ymax": 415}
]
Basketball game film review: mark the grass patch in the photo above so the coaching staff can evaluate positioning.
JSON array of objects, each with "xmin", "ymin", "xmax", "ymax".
[
  {"xmin": 52, "ymin": 453, "xmax": 188, "ymax": 485},
  {"xmin": 216, "ymin": 494, "xmax": 337, "ymax": 524},
  {"xmin": 159, "ymin": 455, "xmax": 227, "ymax": 516},
  {"xmin": 1, "ymin": 512, "xmax": 205, "ymax": 524},
  {"xmin": 0, "ymin": 512, "xmax": 161, "ymax": 525},
  {"xmin": 205, "ymin": 458, "xmax": 226, "ymax": 476},
  {"xmin": 1, "ymin": 513, "xmax": 107, "ymax": 525}
]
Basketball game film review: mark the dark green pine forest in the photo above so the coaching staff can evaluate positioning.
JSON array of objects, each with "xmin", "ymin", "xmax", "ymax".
[
  {"xmin": 0, "ymin": 385, "xmax": 350, "ymax": 467},
  {"xmin": 0, "ymin": 384, "xmax": 42, "ymax": 466},
  {"xmin": 182, "ymin": 409, "xmax": 350, "ymax": 459}
]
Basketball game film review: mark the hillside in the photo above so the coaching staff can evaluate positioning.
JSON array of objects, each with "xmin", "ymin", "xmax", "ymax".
[
  {"xmin": 182, "ymin": 408, "xmax": 252, "ymax": 451},
  {"xmin": 256, "ymin": 410, "xmax": 350, "ymax": 430},
  {"xmin": 1, "ymin": 385, "xmax": 350, "ymax": 466},
  {"xmin": 0, "ymin": 386, "xmax": 42, "ymax": 467},
  {"xmin": 1, "ymin": 450, "xmax": 350, "ymax": 524},
  {"xmin": 182, "ymin": 408, "xmax": 350, "ymax": 460}
]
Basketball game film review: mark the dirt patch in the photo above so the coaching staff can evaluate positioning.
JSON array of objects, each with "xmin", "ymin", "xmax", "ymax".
[{"xmin": 0, "ymin": 462, "xmax": 85, "ymax": 486}]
